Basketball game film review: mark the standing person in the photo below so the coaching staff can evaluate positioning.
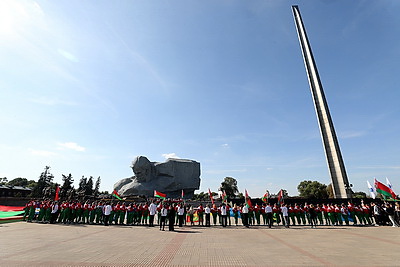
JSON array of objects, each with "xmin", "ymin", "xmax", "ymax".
[
  {"xmin": 82, "ymin": 200, "xmax": 90, "ymax": 224},
  {"xmin": 273, "ymin": 204, "xmax": 281, "ymax": 226},
  {"xmin": 254, "ymin": 204, "xmax": 261, "ymax": 225},
  {"xmin": 289, "ymin": 204, "xmax": 296, "ymax": 226},
  {"xmin": 211, "ymin": 204, "xmax": 218, "ymax": 225},
  {"xmin": 160, "ymin": 204, "xmax": 168, "ymax": 231},
  {"xmin": 50, "ymin": 201, "xmax": 59, "ymax": 224},
  {"xmin": 341, "ymin": 204, "xmax": 349, "ymax": 226},
  {"xmin": 395, "ymin": 203, "xmax": 400, "ymax": 225},
  {"xmin": 309, "ymin": 204, "xmax": 317, "ymax": 228},
  {"xmin": 168, "ymin": 204, "xmax": 176, "ymax": 231},
  {"xmin": 103, "ymin": 202, "xmax": 112, "ymax": 226},
  {"xmin": 126, "ymin": 203, "xmax": 134, "ymax": 226},
  {"xmin": 204, "ymin": 204, "xmax": 211, "ymax": 227},
  {"xmin": 23, "ymin": 200, "xmax": 31, "ymax": 221},
  {"xmin": 281, "ymin": 204, "xmax": 289, "ymax": 228},
  {"xmin": 241, "ymin": 204, "xmax": 249, "ymax": 228},
  {"xmin": 177, "ymin": 203, "xmax": 185, "ymax": 227},
  {"xmin": 233, "ymin": 204, "xmax": 239, "ymax": 226},
  {"xmin": 261, "ymin": 204, "xmax": 267, "ymax": 225},
  {"xmin": 384, "ymin": 203, "xmax": 399, "ymax": 227},
  {"xmin": 315, "ymin": 204, "xmax": 324, "ymax": 225},
  {"xmin": 149, "ymin": 201, "xmax": 157, "ymax": 227},
  {"xmin": 187, "ymin": 206, "xmax": 194, "ymax": 225},
  {"xmin": 197, "ymin": 204, "xmax": 204, "ymax": 226},
  {"xmin": 220, "ymin": 204, "xmax": 227, "ymax": 227},
  {"xmin": 265, "ymin": 203, "xmax": 273, "ymax": 228}
]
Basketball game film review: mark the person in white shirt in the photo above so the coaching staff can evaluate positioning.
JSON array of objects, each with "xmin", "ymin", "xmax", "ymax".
[
  {"xmin": 160, "ymin": 205, "xmax": 168, "ymax": 231},
  {"xmin": 148, "ymin": 201, "xmax": 157, "ymax": 227},
  {"xmin": 177, "ymin": 204, "xmax": 185, "ymax": 227},
  {"xmin": 281, "ymin": 204, "xmax": 289, "ymax": 228},
  {"xmin": 50, "ymin": 201, "xmax": 59, "ymax": 224},
  {"xmin": 241, "ymin": 204, "xmax": 249, "ymax": 228},
  {"xmin": 265, "ymin": 203, "xmax": 273, "ymax": 228},
  {"xmin": 103, "ymin": 202, "xmax": 112, "ymax": 226},
  {"xmin": 205, "ymin": 205, "xmax": 211, "ymax": 227},
  {"xmin": 221, "ymin": 204, "xmax": 228, "ymax": 227}
]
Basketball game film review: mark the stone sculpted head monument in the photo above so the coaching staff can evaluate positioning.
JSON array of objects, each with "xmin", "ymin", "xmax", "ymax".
[{"xmin": 114, "ymin": 156, "xmax": 201, "ymax": 198}]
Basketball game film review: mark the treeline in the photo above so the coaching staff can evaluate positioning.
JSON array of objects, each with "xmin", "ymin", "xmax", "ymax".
[{"xmin": 1, "ymin": 166, "xmax": 106, "ymax": 199}]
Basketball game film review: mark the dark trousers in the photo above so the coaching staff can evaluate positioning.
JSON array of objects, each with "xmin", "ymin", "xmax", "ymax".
[
  {"xmin": 221, "ymin": 215, "xmax": 228, "ymax": 227},
  {"xmin": 149, "ymin": 215, "xmax": 155, "ymax": 227},
  {"xmin": 50, "ymin": 212, "xmax": 58, "ymax": 224},
  {"xmin": 242, "ymin": 213, "xmax": 249, "ymax": 226},
  {"xmin": 266, "ymin": 212, "xmax": 273, "ymax": 228},
  {"xmin": 205, "ymin": 213, "xmax": 211, "ymax": 226},
  {"xmin": 178, "ymin": 215, "xmax": 184, "ymax": 227},
  {"xmin": 169, "ymin": 217, "xmax": 175, "ymax": 231},
  {"xmin": 104, "ymin": 215, "xmax": 110, "ymax": 226},
  {"xmin": 160, "ymin": 216, "xmax": 166, "ymax": 230}
]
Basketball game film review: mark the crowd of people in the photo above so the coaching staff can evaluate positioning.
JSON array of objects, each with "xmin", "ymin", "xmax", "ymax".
[{"xmin": 22, "ymin": 199, "xmax": 400, "ymax": 230}]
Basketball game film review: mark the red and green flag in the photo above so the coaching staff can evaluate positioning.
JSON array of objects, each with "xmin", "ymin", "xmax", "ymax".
[
  {"xmin": 112, "ymin": 190, "xmax": 122, "ymax": 200},
  {"xmin": 54, "ymin": 186, "xmax": 60, "ymax": 201},
  {"xmin": 245, "ymin": 189, "xmax": 253, "ymax": 208},
  {"xmin": 375, "ymin": 179, "xmax": 397, "ymax": 199},
  {"xmin": 277, "ymin": 189, "xmax": 284, "ymax": 204},
  {"xmin": 222, "ymin": 190, "xmax": 228, "ymax": 203},
  {"xmin": 154, "ymin": 190, "xmax": 166, "ymax": 200},
  {"xmin": 261, "ymin": 191, "xmax": 269, "ymax": 203},
  {"xmin": 208, "ymin": 188, "xmax": 214, "ymax": 204}
]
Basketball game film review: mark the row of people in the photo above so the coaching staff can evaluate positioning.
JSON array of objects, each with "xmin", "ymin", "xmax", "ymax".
[{"xmin": 22, "ymin": 199, "xmax": 400, "ymax": 228}]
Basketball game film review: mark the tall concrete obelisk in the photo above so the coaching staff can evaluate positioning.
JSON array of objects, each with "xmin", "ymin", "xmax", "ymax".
[{"xmin": 292, "ymin": 5, "xmax": 351, "ymax": 199}]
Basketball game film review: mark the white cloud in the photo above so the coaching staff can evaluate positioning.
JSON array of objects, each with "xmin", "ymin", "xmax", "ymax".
[
  {"xmin": 29, "ymin": 149, "xmax": 57, "ymax": 157},
  {"xmin": 57, "ymin": 48, "xmax": 79, "ymax": 62},
  {"xmin": 221, "ymin": 143, "xmax": 230, "ymax": 148},
  {"xmin": 339, "ymin": 131, "xmax": 366, "ymax": 139},
  {"xmin": 162, "ymin": 153, "xmax": 180, "ymax": 159},
  {"xmin": 58, "ymin": 142, "xmax": 85, "ymax": 152}
]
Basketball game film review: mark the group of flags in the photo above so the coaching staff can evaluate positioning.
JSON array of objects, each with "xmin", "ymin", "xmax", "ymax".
[{"xmin": 367, "ymin": 178, "xmax": 398, "ymax": 200}]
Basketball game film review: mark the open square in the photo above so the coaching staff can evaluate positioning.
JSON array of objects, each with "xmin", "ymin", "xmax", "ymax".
[{"xmin": 1, "ymin": 222, "xmax": 399, "ymax": 266}]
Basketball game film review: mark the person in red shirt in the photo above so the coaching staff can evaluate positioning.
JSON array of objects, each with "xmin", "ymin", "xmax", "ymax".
[
  {"xmin": 82, "ymin": 200, "xmax": 90, "ymax": 224},
  {"xmin": 289, "ymin": 204, "xmax": 296, "ymax": 226},
  {"xmin": 75, "ymin": 202, "xmax": 82, "ymax": 223},
  {"xmin": 273, "ymin": 204, "xmax": 281, "ymax": 225},
  {"xmin": 118, "ymin": 202, "xmax": 126, "ymax": 225},
  {"xmin": 322, "ymin": 204, "xmax": 330, "ymax": 225},
  {"xmin": 347, "ymin": 202, "xmax": 357, "ymax": 225},
  {"xmin": 197, "ymin": 204, "xmax": 204, "ymax": 226},
  {"xmin": 253, "ymin": 204, "xmax": 260, "ymax": 225}
]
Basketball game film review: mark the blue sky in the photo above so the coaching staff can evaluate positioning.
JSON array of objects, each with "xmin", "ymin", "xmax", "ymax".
[{"xmin": 1, "ymin": 0, "xmax": 399, "ymax": 197}]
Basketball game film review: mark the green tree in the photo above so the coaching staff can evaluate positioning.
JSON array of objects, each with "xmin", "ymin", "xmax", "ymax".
[
  {"xmin": 7, "ymin": 177, "xmax": 29, "ymax": 187},
  {"xmin": 31, "ymin": 166, "xmax": 54, "ymax": 198},
  {"xmin": 297, "ymin": 180, "xmax": 328, "ymax": 199},
  {"xmin": 94, "ymin": 176, "xmax": 101, "ymax": 198},
  {"xmin": 60, "ymin": 174, "xmax": 74, "ymax": 200},
  {"xmin": 78, "ymin": 176, "xmax": 87, "ymax": 192},
  {"xmin": 193, "ymin": 192, "xmax": 210, "ymax": 201},
  {"xmin": 219, "ymin": 177, "xmax": 239, "ymax": 198},
  {"xmin": 85, "ymin": 176, "xmax": 94, "ymax": 196},
  {"xmin": 0, "ymin": 177, "xmax": 8, "ymax": 185},
  {"xmin": 352, "ymin": 191, "xmax": 367, "ymax": 199}
]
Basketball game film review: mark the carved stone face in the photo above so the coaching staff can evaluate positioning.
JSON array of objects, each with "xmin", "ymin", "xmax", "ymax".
[{"xmin": 131, "ymin": 156, "xmax": 152, "ymax": 182}]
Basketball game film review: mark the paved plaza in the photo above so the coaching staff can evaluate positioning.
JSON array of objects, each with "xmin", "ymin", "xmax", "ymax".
[{"xmin": 1, "ymin": 222, "xmax": 399, "ymax": 267}]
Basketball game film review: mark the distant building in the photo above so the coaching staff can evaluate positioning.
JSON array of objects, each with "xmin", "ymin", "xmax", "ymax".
[{"xmin": 0, "ymin": 185, "xmax": 32, "ymax": 197}]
